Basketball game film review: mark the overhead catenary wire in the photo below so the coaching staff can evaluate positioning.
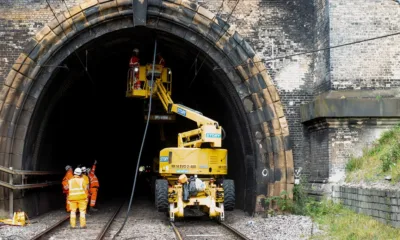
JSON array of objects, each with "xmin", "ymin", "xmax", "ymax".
[
  {"xmin": 60, "ymin": 0, "xmax": 94, "ymax": 84},
  {"xmin": 213, "ymin": 31, "xmax": 400, "ymax": 71},
  {"xmin": 43, "ymin": 0, "xmax": 95, "ymax": 85},
  {"xmin": 112, "ymin": 39, "xmax": 158, "ymax": 240},
  {"xmin": 187, "ymin": 0, "xmax": 240, "ymax": 89}
]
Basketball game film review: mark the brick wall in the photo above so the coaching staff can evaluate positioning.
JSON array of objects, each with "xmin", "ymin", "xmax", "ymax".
[
  {"xmin": 313, "ymin": 0, "xmax": 330, "ymax": 94},
  {"xmin": 332, "ymin": 185, "xmax": 400, "ymax": 228},
  {"xmin": 200, "ymin": 0, "xmax": 315, "ymax": 168},
  {"xmin": 0, "ymin": 0, "xmax": 83, "ymax": 88},
  {"xmin": 329, "ymin": 0, "xmax": 400, "ymax": 90},
  {"xmin": 304, "ymin": 118, "xmax": 400, "ymax": 182}
]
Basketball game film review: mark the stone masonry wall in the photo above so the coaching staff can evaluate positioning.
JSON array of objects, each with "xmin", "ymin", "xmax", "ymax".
[
  {"xmin": 332, "ymin": 185, "xmax": 400, "ymax": 228},
  {"xmin": 200, "ymin": 0, "xmax": 316, "ymax": 169},
  {"xmin": 0, "ymin": 0, "xmax": 319, "ymax": 174},
  {"xmin": 329, "ymin": 0, "xmax": 400, "ymax": 90},
  {"xmin": 303, "ymin": 118, "xmax": 400, "ymax": 183}
]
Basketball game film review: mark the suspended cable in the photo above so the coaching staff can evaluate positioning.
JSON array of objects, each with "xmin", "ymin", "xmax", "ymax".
[
  {"xmin": 112, "ymin": 39, "xmax": 158, "ymax": 239},
  {"xmin": 213, "ymin": 31, "xmax": 400, "ymax": 71},
  {"xmin": 43, "ymin": 0, "xmax": 95, "ymax": 85},
  {"xmin": 187, "ymin": 0, "xmax": 240, "ymax": 89}
]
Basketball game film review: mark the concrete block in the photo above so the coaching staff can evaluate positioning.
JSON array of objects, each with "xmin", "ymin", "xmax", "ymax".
[
  {"xmin": 34, "ymin": 25, "xmax": 51, "ymax": 42},
  {"xmin": 391, "ymin": 198, "xmax": 398, "ymax": 206},
  {"xmin": 11, "ymin": 138, "xmax": 24, "ymax": 155},
  {"xmin": 392, "ymin": 221, "xmax": 400, "ymax": 228},
  {"xmin": 260, "ymin": 70, "xmax": 274, "ymax": 87},
  {"xmin": 81, "ymin": 0, "xmax": 99, "ymax": 10},
  {"xmin": 99, "ymin": 1, "xmax": 118, "ymax": 16}
]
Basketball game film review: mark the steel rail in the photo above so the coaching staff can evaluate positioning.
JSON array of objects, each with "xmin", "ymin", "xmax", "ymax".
[
  {"xmin": 220, "ymin": 222, "xmax": 251, "ymax": 240},
  {"xmin": 96, "ymin": 202, "xmax": 125, "ymax": 240},
  {"xmin": 170, "ymin": 222, "xmax": 183, "ymax": 240},
  {"xmin": 30, "ymin": 215, "xmax": 70, "ymax": 240}
]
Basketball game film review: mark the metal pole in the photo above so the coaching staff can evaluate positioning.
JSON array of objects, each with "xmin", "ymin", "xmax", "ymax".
[{"xmin": 9, "ymin": 167, "xmax": 13, "ymax": 218}]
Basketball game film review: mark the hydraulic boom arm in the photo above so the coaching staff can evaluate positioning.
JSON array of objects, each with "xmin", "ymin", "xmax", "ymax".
[{"xmin": 154, "ymin": 79, "xmax": 222, "ymax": 148}]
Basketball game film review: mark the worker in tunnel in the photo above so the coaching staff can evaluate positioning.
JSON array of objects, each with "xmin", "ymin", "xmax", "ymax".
[
  {"xmin": 67, "ymin": 168, "xmax": 89, "ymax": 229},
  {"xmin": 62, "ymin": 165, "xmax": 73, "ymax": 212},
  {"xmin": 87, "ymin": 160, "xmax": 100, "ymax": 212},
  {"xmin": 156, "ymin": 53, "xmax": 165, "ymax": 66},
  {"xmin": 80, "ymin": 166, "xmax": 90, "ymax": 188},
  {"xmin": 129, "ymin": 48, "xmax": 141, "ymax": 90}
]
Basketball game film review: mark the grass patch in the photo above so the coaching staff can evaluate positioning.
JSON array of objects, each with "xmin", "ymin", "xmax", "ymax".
[
  {"xmin": 345, "ymin": 124, "xmax": 400, "ymax": 183},
  {"xmin": 310, "ymin": 201, "xmax": 400, "ymax": 240},
  {"xmin": 266, "ymin": 181, "xmax": 400, "ymax": 239}
]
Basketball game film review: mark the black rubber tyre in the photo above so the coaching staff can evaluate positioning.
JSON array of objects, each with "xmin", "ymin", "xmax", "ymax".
[
  {"xmin": 155, "ymin": 179, "xmax": 169, "ymax": 212},
  {"xmin": 223, "ymin": 179, "xmax": 235, "ymax": 211}
]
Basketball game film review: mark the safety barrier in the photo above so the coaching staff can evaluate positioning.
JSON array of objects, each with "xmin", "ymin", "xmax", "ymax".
[{"xmin": 0, "ymin": 165, "xmax": 61, "ymax": 216}]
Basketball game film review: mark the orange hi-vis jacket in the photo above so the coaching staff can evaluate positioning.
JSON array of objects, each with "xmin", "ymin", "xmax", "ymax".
[
  {"xmin": 62, "ymin": 169, "xmax": 73, "ymax": 194},
  {"xmin": 89, "ymin": 164, "xmax": 99, "ymax": 188},
  {"xmin": 67, "ymin": 176, "xmax": 88, "ymax": 201}
]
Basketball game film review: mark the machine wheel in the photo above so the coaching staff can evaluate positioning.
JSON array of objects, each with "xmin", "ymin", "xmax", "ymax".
[
  {"xmin": 223, "ymin": 179, "xmax": 235, "ymax": 211},
  {"xmin": 155, "ymin": 179, "xmax": 169, "ymax": 212}
]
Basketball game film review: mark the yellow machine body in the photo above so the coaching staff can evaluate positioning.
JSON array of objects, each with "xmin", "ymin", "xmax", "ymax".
[
  {"xmin": 159, "ymin": 148, "xmax": 227, "ymax": 176},
  {"xmin": 126, "ymin": 63, "xmax": 231, "ymax": 222}
]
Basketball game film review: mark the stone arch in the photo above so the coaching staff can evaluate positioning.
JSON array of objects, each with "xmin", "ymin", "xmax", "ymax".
[{"xmin": 0, "ymin": 0, "xmax": 294, "ymax": 212}]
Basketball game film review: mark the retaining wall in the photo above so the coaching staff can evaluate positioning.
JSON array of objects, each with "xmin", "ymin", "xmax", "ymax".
[{"xmin": 332, "ymin": 185, "xmax": 400, "ymax": 228}]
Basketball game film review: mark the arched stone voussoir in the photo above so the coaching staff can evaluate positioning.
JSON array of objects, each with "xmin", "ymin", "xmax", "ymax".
[{"xmin": 0, "ymin": 0, "xmax": 293, "ymax": 207}]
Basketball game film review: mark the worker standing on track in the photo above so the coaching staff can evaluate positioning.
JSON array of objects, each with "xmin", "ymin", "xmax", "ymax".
[
  {"xmin": 62, "ymin": 165, "xmax": 73, "ymax": 212},
  {"xmin": 157, "ymin": 53, "xmax": 165, "ymax": 66},
  {"xmin": 67, "ymin": 168, "xmax": 89, "ymax": 229},
  {"xmin": 87, "ymin": 160, "xmax": 100, "ymax": 212}
]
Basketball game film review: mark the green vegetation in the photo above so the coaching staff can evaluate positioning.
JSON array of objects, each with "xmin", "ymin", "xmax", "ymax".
[
  {"xmin": 310, "ymin": 201, "xmax": 400, "ymax": 240},
  {"xmin": 346, "ymin": 124, "xmax": 400, "ymax": 183},
  {"xmin": 265, "ymin": 181, "xmax": 400, "ymax": 239}
]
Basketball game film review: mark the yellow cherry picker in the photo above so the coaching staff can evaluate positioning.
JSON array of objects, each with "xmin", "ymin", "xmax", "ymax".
[{"xmin": 126, "ymin": 58, "xmax": 235, "ymax": 222}]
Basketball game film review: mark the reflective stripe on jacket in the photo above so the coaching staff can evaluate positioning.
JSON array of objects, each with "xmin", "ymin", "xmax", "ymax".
[
  {"xmin": 67, "ymin": 176, "xmax": 88, "ymax": 201},
  {"xmin": 89, "ymin": 164, "xmax": 99, "ymax": 188}
]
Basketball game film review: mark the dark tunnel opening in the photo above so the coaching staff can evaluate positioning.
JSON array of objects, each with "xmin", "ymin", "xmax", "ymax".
[{"xmin": 24, "ymin": 27, "xmax": 252, "ymax": 212}]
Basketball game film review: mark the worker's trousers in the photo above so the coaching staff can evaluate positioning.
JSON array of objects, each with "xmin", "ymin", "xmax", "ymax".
[
  {"xmin": 69, "ymin": 200, "xmax": 87, "ymax": 228},
  {"xmin": 89, "ymin": 188, "xmax": 98, "ymax": 207}
]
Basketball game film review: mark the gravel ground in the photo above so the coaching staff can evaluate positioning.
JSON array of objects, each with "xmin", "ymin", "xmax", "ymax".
[
  {"xmin": 225, "ymin": 211, "xmax": 317, "ymax": 240},
  {"xmin": 44, "ymin": 201, "xmax": 124, "ymax": 240},
  {"xmin": 173, "ymin": 218, "xmax": 241, "ymax": 240},
  {"xmin": 105, "ymin": 199, "xmax": 175, "ymax": 240},
  {"xmin": 0, "ymin": 209, "xmax": 67, "ymax": 240},
  {"xmin": 0, "ymin": 198, "xmax": 321, "ymax": 240}
]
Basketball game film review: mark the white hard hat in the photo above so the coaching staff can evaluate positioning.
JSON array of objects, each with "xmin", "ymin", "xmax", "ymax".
[
  {"xmin": 74, "ymin": 168, "xmax": 82, "ymax": 175},
  {"xmin": 65, "ymin": 165, "xmax": 72, "ymax": 171},
  {"xmin": 133, "ymin": 48, "xmax": 139, "ymax": 53},
  {"xmin": 81, "ymin": 166, "xmax": 86, "ymax": 172},
  {"xmin": 86, "ymin": 168, "xmax": 91, "ymax": 174}
]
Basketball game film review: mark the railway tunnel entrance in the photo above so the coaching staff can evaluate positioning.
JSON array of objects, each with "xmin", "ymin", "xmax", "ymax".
[
  {"xmin": 0, "ymin": 1, "xmax": 293, "ymax": 217},
  {"xmin": 29, "ymin": 27, "xmax": 250, "ymax": 207}
]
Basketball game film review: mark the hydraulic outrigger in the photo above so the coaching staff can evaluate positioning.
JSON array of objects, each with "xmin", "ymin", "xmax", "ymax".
[{"xmin": 126, "ymin": 62, "xmax": 235, "ymax": 222}]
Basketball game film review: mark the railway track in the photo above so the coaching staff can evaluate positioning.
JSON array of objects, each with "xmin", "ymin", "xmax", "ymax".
[
  {"xmin": 170, "ymin": 220, "xmax": 251, "ymax": 240},
  {"xmin": 30, "ymin": 202, "xmax": 124, "ymax": 240}
]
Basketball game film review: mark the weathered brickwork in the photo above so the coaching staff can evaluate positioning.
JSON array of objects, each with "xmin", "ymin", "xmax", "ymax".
[
  {"xmin": 0, "ymin": 0, "xmax": 82, "ymax": 88},
  {"xmin": 330, "ymin": 0, "xmax": 400, "ymax": 90},
  {"xmin": 0, "ymin": 1, "xmax": 399, "ymax": 215},
  {"xmin": 313, "ymin": 0, "xmax": 330, "ymax": 94},
  {"xmin": 200, "ymin": 0, "xmax": 315, "ymax": 168},
  {"xmin": 304, "ymin": 118, "xmax": 400, "ymax": 182},
  {"xmin": 332, "ymin": 185, "xmax": 400, "ymax": 228}
]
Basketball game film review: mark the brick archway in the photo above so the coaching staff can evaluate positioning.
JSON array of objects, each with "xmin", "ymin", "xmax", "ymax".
[{"xmin": 0, "ymin": 0, "xmax": 293, "ymax": 213}]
